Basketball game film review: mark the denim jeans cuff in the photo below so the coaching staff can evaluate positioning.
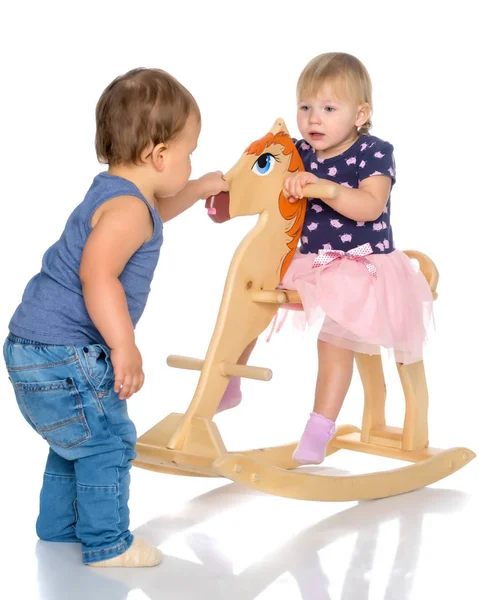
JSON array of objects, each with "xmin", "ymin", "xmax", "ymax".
[{"xmin": 82, "ymin": 534, "xmax": 134, "ymax": 564}]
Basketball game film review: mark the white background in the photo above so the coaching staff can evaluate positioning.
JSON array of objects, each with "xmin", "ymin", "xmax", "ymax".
[{"xmin": 1, "ymin": 1, "xmax": 477, "ymax": 598}]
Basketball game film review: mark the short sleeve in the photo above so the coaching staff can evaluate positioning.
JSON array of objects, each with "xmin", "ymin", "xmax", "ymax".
[
  {"xmin": 294, "ymin": 138, "xmax": 315, "ymax": 165},
  {"xmin": 358, "ymin": 138, "xmax": 396, "ymax": 186}
]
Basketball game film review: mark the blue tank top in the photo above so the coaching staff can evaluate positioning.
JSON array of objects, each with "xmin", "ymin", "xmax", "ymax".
[{"xmin": 9, "ymin": 172, "xmax": 163, "ymax": 345}]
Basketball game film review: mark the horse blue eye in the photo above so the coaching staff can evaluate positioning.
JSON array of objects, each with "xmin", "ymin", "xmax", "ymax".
[{"xmin": 252, "ymin": 153, "xmax": 276, "ymax": 176}]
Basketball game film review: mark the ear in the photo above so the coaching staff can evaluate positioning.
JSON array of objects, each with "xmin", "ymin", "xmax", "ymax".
[
  {"xmin": 355, "ymin": 103, "xmax": 371, "ymax": 128},
  {"xmin": 270, "ymin": 117, "xmax": 289, "ymax": 136},
  {"xmin": 141, "ymin": 142, "xmax": 167, "ymax": 171}
]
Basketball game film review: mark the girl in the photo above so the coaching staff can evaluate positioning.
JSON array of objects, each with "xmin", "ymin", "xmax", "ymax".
[{"xmin": 219, "ymin": 53, "xmax": 433, "ymax": 466}]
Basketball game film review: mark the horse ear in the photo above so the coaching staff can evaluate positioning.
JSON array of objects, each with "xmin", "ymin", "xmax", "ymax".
[{"xmin": 269, "ymin": 118, "xmax": 289, "ymax": 136}]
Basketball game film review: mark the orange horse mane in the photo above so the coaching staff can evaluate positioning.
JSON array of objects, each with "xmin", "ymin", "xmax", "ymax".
[{"xmin": 246, "ymin": 132, "xmax": 306, "ymax": 279}]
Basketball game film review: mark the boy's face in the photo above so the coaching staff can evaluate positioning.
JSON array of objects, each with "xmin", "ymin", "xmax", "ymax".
[
  {"xmin": 156, "ymin": 113, "xmax": 201, "ymax": 197},
  {"xmin": 297, "ymin": 81, "xmax": 368, "ymax": 159}
]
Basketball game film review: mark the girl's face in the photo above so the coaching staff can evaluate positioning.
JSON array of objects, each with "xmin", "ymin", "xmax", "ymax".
[{"xmin": 297, "ymin": 81, "xmax": 369, "ymax": 160}]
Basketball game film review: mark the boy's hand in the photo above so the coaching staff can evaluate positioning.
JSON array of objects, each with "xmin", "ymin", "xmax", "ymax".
[
  {"xmin": 284, "ymin": 172, "xmax": 320, "ymax": 201},
  {"xmin": 198, "ymin": 171, "xmax": 229, "ymax": 199},
  {"xmin": 110, "ymin": 343, "xmax": 145, "ymax": 400}
]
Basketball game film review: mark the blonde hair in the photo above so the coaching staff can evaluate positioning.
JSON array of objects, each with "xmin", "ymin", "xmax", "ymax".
[
  {"xmin": 297, "ymin": 52, "xmax": 373, "ymax": 134},
  {"xmin": 95, "ymin": 68, "xmax": 200, "ymax": 166}
]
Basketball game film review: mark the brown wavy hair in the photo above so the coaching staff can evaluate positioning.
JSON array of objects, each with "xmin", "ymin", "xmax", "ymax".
[{"xmin": 95, "ymin": 68, "xmax": 200, "ymax": 166}]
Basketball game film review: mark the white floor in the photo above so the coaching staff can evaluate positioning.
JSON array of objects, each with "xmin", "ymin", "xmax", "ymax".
[{"xmin": 3, "ymin": 422, "xmax": 477, "ymax": 600}]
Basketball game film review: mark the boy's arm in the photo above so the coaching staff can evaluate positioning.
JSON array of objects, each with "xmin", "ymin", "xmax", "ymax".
[
  {"xmin": 155, "ymin": 172, "xmax": 228, "ymax": 222},
  {"xmin": 79, "ymin": 195, "xmax": 152, "ymax": 399}
]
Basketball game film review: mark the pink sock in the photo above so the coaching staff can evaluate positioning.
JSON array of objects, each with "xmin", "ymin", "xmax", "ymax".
[
  {"xmin": 216, "ymin": 377, "xmax": 242, "ymax": 413},
  {"xmin": 293, "ymin": 412, "xmax": 336, "ymax": 465}
]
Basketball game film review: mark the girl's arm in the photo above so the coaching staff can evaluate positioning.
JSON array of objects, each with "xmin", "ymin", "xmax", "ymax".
[
  {"xmin": 318, "ymin": 175, "xmax": 391, "ymax": 222},
  {"xmin": 79, "ymin": 195, "xmax": 152, "ymax": 399},
  {"xmin": 155, "ymin": 171, "xmax": 228, "ymax": 222},
  {"xmin": 285, "ymin": 172, "xmax": 391, "ymax": 222}
]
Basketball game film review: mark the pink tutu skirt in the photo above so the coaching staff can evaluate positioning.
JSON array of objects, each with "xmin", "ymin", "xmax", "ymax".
[{"xmin": 275, "ymin": 249, "xmax": 434, "ymax": 364}]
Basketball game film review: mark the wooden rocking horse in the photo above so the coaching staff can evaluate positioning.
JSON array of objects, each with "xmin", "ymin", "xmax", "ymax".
[{"xmin": 133, "ymin": 118, "xmax": 475, "ymax": 501}]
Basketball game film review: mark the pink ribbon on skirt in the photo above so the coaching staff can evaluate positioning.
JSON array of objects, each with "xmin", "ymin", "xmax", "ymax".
[
  {"xmin": 312, "ymin": 242, "xmax": 377, "ymax": 278},
  {"xmin": 266, "ymin": 242, "xmax": 378, "ymax": 341}
]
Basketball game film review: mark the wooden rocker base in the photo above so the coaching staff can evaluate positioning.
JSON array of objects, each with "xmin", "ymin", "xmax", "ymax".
[
  {"xmin": 214, "ymin": 443, "xmax": 474, "ymax": 502},
  {"xmin": 133, "ymin": 418, "xmax": 475, "ymax": 501},
  {"xmin": 134, "ymin": 421, "xmax": 358, "ymax": 478}
]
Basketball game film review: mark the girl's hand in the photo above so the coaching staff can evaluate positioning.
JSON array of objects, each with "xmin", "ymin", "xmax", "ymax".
[
  {"xmin": 198, "ymin": 171, "xmax": 229, "ymax": 199},
  {"xmin": 284, "ymin": 172, "xmax": 320, "ymax": 201},
  {"xmin": 110, "ymin": 343, "xmax": 145, "ymax": 400}
]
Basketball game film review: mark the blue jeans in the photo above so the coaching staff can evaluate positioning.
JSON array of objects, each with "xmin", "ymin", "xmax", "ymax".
[{"xmin": 3, "ymin": 334, "xmax": 137, "ymax": 564}]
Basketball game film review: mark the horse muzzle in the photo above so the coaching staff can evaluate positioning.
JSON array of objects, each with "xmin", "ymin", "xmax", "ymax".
[{"xmin": 205, "ymin": 192, "xmax": 231, "ymax": 223}]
